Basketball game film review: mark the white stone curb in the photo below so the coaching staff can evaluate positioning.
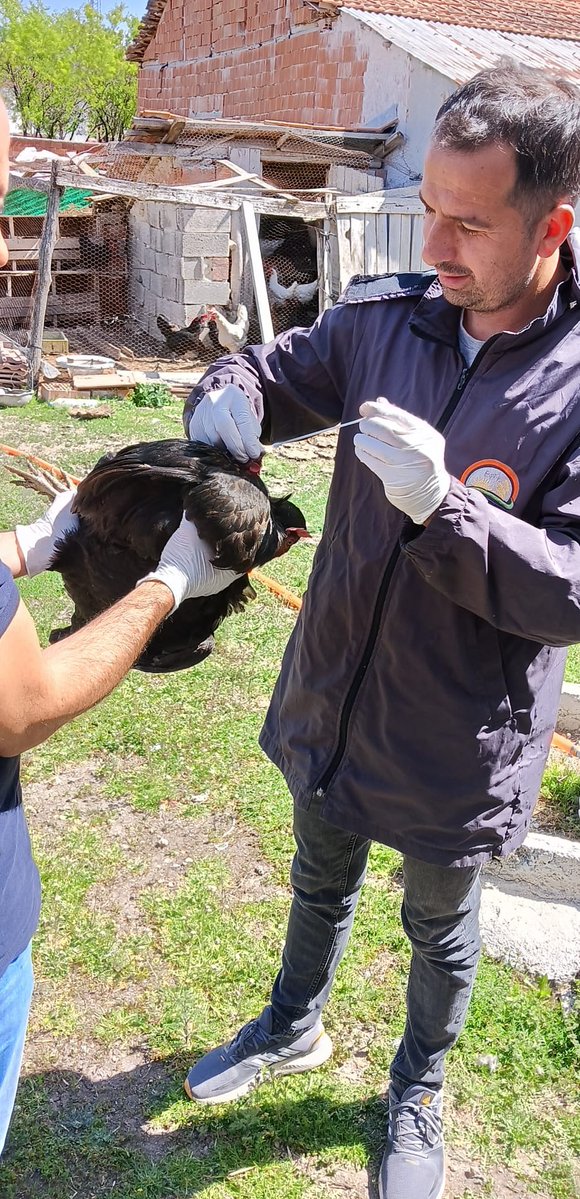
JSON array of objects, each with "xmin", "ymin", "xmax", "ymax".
[
  {"xmin": 558, "ymin": 682, "xmax": 580, "ymax": 738},
  {"xmin": 479, "ymin": 691, "xmax": 580, "ymax": 979}
]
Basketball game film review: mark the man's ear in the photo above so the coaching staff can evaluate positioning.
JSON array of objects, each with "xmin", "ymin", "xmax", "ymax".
[{"xmin": 537, "ymin": 203, "xmax": 575, "ymax": 259}]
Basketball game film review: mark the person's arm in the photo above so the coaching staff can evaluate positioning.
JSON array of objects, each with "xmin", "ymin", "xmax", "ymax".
[
  {"xmin": 0, "ymin": 511, "xmax": 241, "ymax": 756},
  {"xmin": 0, "ymin": 531, "xmax": 25, "ymax": 578},
  {"xmin": 184, "ymin": 304, "xmax": 361, "ymax": 455},
  {"xmin": 403, "ymin": 468, "xmax": 580, "ymax": 646},
  {"xmin": 354, "ymin": 399, "xmax": 580, "ymax": 647},
  {"xmin": 0, "ymin": 581, "xmax": 173, "ymax": 756}
]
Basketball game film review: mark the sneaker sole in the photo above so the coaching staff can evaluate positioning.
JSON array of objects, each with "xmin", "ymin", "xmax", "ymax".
[{"xmin": 184, "ymin": 1030, "xmax": 333, "ymax": 1105}]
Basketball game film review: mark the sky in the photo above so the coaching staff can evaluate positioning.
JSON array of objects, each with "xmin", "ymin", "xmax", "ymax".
[{"xmin": 45, "ymin": 0, "xmax": 146, "ymax": 16}]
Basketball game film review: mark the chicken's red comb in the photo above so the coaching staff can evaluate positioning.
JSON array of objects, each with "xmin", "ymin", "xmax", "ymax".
[{"xmin": 246, "ymin": 459, "xmax": 263, "ymax": 475}]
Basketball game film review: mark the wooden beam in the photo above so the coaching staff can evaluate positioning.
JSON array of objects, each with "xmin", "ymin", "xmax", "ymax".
[
  {"xmin": 28, "ymin": 162, "xmax": 63, "ymax": 385},
  {"xmin": 42, "ymin": 166, "xmax": 328, "ymax": 220},
  {"xmin": 241, "ymin": 200, "xmax": 274, "ymax": 344},
  {"xmin": 334, "ymin": 191, "xmax": 423, "ymax": 215}
]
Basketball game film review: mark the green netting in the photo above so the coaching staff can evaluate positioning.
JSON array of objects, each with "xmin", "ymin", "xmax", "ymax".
[{"xmin": 3, "ymin": 187, "xmax": 93, "ymax": 217}]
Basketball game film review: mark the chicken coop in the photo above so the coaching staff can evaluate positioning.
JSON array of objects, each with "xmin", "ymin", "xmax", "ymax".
[
  {"xmin": 2, "ymin": 114, "xmax": 424, "ymax": 384},
  {"xmin": 90, "ymin": 111, "xmax": 402, "ymax": 358},
  {"xmin": 0, "ymin": 186, "xmax": 129, "ymax": 339}
]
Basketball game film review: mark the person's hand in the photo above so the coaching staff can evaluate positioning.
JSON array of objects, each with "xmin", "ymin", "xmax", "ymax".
[
  {"xmin": 137, "ymin": 515, "xmax": 241, "ymax": 611},
  {"xmin": 353, "ymin": 399, "xmax": 451, "ymax": 525},
  {"xmin": 188, "ymin": 383, "xmax": 263, "ymax": 462},
  {"xmin": 15, "ymin": 489, "xmax": 79, "ymax": 577}
]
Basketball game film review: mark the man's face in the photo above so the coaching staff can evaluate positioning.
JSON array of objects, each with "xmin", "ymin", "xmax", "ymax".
[
  {"xmin": 420, "ymin": 141, "xmax": 543, "ymax": 314},
  {"xmin": 0, "ymin": 103, "xmax": 8, "ymax": 268}
]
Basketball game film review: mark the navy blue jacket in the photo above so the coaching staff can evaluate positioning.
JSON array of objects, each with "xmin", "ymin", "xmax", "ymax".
[{"xmin": 185, "ymin": 235, "xmax": 580, "ymax": 866}]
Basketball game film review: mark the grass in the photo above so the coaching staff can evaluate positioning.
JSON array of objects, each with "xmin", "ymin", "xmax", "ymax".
[{"xmin": 0, "ymin": 398, "xmax": 579, "ymax": 1198}]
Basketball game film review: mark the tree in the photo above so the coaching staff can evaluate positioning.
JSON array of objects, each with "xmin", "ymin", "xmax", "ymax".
[{"xmin": 0, "ymin": 0, "xmax": 138, "ymax": 141}]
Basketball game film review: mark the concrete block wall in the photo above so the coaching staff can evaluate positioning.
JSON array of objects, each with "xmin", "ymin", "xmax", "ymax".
[
  {"xmin": 138, "ymin": 0, "xmax": 366, "ymax": 127},
  {"xmin": 128, "ymin": 200, "xmax": 231, "ymax": 338}
]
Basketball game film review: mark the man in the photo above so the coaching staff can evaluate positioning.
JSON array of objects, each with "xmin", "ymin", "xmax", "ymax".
[
  {"xmin": 0, "ymin": 93, "xmax": 239, "ymax": 1158},
  {"xmin": 181, "ymin": 63, "xmax": 580, "ymax": 1199}
]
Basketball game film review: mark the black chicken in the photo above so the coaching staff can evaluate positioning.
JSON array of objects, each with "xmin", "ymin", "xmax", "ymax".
[
  {"xmin": 157, "ymin": 313, "xmax": 205, "ymax": 356},
  {"xmin": 48, "ymin": 439, "xmax": 308, "ymax": 673}
]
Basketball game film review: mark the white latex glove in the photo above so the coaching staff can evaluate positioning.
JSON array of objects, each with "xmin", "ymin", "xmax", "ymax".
[
  {"xmin": 188, "ymin": 383, "xmax": 263, "ymax": 462},
  {"xmin": 137, "ymin": 514, "xmax": 241, "ymax": 612},
  {"xmin": 353, "ymin": 399, "xmax": 451, "ymax": 525},
  {"xmin": 15, "ymin": 489, "xmax": 79, "ymax": 577}
]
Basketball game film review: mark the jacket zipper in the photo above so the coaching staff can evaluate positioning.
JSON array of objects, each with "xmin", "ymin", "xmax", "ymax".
[{"xmin": 314, "ymin": 358, "xmax": 480, "ymax": 799}]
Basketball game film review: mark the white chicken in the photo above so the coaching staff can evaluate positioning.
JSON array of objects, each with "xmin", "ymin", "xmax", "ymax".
[
  {"xmin": 206, "ymin": 303, "xmax": 250, "ymax": 353},
  {"xmin": 294, "ymin": 278, "xmax": 319, "ymax": 304},
  {"xmin": 268, "ymin": 269, "xmax": 298, "ymax": 305}
]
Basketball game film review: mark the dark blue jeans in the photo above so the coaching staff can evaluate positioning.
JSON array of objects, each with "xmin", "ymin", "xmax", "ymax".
[{"xmin": 269, "ymin": 796, "xmax": 481, "ymax": 1090}]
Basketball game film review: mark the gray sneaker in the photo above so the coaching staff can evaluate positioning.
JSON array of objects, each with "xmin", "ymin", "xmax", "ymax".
[
  {"xmin": 379, "ymin": 1082, "xmax": 445, "ymax": 1199},
  {"xmin": 184, "ymin": 1006, "xmax": 333, "ymax": 1104}
]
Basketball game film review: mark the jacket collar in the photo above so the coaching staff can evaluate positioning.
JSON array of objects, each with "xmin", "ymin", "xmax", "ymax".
[{"xmin": 409, "ymin": 228, "xmax": 580, "ymax": 352}]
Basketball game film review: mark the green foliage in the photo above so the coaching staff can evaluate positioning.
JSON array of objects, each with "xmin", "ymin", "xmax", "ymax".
[
  {"xmin": 0, "ymin": 0, "xmax": 138, "ymax": 140},
  {"xmin": 540, "ymin": 761, "xmax": 580, "ymax": 834},
  {"xmin": 129, "ymin": 381, "xmax": 174, "ymax": 409}
]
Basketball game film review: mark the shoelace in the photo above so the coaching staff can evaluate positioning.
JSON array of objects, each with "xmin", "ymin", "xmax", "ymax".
[
  {"xmin": 389, "ymin": 1097, "xmax": 442, "ymax": 1154},
  {"xmin": 229, "ymin": 1019, "xmax": 270, "ymax": 1062}
]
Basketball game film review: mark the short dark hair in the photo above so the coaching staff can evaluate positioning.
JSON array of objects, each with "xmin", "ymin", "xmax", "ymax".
[{"xmin": 433, "ymin": 61, "xmax": 580, "ymax": 225}]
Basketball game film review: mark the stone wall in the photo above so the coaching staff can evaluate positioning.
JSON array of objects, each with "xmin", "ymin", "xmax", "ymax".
[{"xmin": 128, "ymin": 200, "xmax": 231, "ymax": 337}]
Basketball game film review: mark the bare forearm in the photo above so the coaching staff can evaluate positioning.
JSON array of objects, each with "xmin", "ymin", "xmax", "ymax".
[
  {"xmin": 5, "ymin": 581, "xmax": 173, "ymax": 754},
  {"xmin": 0, "ymin": 531, "xmax": 26, "ymax": 577}
]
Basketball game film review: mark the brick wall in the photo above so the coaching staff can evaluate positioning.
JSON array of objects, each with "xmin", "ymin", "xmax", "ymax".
[{"xmin": 137, "ymin": 0, "xmax": 366, "ymax": 127}]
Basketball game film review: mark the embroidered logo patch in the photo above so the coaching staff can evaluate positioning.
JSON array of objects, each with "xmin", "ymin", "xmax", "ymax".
[{"xmin": 460, "ymin": 460, "xmax": 520, "ymax": 509}]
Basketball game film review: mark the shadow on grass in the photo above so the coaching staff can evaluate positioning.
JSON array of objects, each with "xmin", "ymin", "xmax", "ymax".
[{"xmin": 3, "ymin": 1056, "xmax": 385, "ymax": 1199}]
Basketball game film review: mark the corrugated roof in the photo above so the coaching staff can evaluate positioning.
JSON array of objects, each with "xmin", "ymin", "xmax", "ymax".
[
  {"xmin": 345, "ymin": 9, "xmax": 580, "ymax": 84},
  {"xmin": 127, "ymin": 0, "xmax": 580, "ymax": 63},
  {"xmin": 3, "ymin": 187, "xmax": 93, "ymax": 216},
  {"xmin": 330, "ymin": 0, "xmax": 580, "ymax": 41}
]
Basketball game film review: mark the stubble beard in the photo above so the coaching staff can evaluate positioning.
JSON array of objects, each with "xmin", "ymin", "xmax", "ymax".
[{"xmin": 439, "ymin": 261, "xmax": 535, "ymax": 315}]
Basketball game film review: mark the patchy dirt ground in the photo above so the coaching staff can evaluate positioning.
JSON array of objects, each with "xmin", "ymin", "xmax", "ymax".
[
  {"xmin": 16, "ymin": 761, "xmax": 563, "ymax": 1198},
  {"xmin": 295, "ymin": 1146, "xmax": 554, "ymax": 1199}
]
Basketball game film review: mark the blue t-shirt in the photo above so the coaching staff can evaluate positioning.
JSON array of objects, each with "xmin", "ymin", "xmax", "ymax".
[{"xmin": 0, "ymin": 560, "xmax": 41, "ymax": 978}]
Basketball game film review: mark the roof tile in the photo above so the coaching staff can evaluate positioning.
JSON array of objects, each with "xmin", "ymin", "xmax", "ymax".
[{"xmin": 332, "ymin": 0, "xmax": 580, "ymax": 41}]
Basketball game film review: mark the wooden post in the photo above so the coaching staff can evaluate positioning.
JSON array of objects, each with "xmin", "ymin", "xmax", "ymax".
[
  {"xmin": 28, "ymin": 162, "xmax": 63, "ymax": 385},
  {"xmin": 241, "ymin": 199, "xmax": 274, "ymax": 344}
]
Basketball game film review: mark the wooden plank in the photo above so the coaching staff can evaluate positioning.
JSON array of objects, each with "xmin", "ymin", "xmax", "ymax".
[
  {"xmin": 364, "ymin": 214, "xmax": 377, "ymax": 276},
  {"xmin": 318, "ymin": 220, "xmax": 333, "ymax": 311},
  {"xmin": 399, "ymin": 214, "xmax": 412, "ymax": 271},
  {"xmin": 241, "ymin": 200, "xmax": 274, "ymax": 344},
  {"xmin": 387, "ymin": 214, "xmax": 402, "ymax": 274},
  {"xmin": 410, "ymin": 214, "xmax": 425, "ymax": 270},
  {"xmin": 6, "ymin": 237, "xmax": 79, "ymax": 251},
  {"xmin": 39, "ymin": 166, "xmax": 328, "ymax": 221},
  {"xmin": 376, "ymin": 213, "xmax": 389, "ymax": 274},
  {"xmin": 161, "ymin": 118, "xmax": 187, "ymax": 145},
  {"xmin": 72, "ymin": 370, "xmax": 147, "ymax": 390},
  {"xmin": 7, "ymin": 250, "xmax": 79, "ymax": 263},
  {"xmin": 28, "ymin": 163, "xmax": 62, "ymax": 384},
  {"xmin": 336, "ymin": 214, "xmax": 353, "ymax": 292},
  {"xmin": 335, "ymin": 188, "xmax": 423, "ymax": 215},
  {"xmin": 349, "ymin": 215, "xmax": 365, "ymax": 277}
]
